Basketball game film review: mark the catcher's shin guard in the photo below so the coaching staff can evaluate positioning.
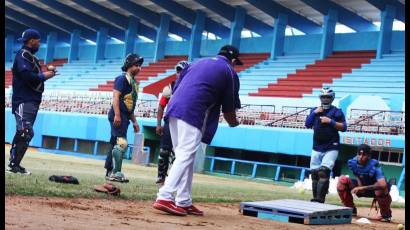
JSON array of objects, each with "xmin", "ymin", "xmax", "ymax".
[
  {"xmin": 315, "ymin": 166, "xmax": 331, "ymax": 203},
  {"xmin": 337, "ymin": 176, "xmax": 355, "ymax": 208},
  {"xmin": 157, "ymin": 148, "xmax": 171, "ymax": 178},
  {"xmin": 376, "ymin": 193, "xmax": 392, "ymax": 219},
  {"xmin": 112, "ymin": 137, "xmax": 128, "ymax": 174},
  {"xmin": 9, "ymin": 128, "xmax": 34, "ymax": 167},
  {"xmin": 310, "ymin": 169, "xmax": 319, "ymax": 201},
  {"xmin": 104, "ymin": 137, "xmax": 116, "ymax": 174}
]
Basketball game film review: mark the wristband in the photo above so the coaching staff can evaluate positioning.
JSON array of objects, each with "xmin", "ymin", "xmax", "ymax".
[
  {"xmin": 330, "ymin": 119, "xmax": 336, "ymax": 127},
  {"xmin": 38, "ymin": 73, "xmax": 45, "ymax": 81}
]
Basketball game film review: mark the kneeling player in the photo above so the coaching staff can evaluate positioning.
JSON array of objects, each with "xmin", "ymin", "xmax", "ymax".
[{"xmin": 337, "ymin": 144, "xmax": 392, "ymax": 222}]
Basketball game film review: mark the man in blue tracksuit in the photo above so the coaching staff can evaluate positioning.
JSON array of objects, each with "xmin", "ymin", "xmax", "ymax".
[
  {"xmin": 7, "ymin": 29, "xmax": 57, "ymax": 175},
  {"xmin": 305, "ymin": 87, "xmax": 347, "ymax": 203}
]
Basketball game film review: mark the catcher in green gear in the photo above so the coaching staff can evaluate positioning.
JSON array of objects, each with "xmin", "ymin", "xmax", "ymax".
[{"xmin": 104, "ymin": 53, "xmax": 143, "ymax": 183}]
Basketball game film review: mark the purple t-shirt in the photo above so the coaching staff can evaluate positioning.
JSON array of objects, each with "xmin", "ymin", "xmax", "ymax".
[{"xmin": 165, "ymin": 55, "xmax": 240, "ymax": 143}]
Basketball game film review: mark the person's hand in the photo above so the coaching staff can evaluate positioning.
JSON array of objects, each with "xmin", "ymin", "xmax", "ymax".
[
  {"xmin": 320, "ymin": 116, "xmax": 331, "ymax": 124},
  {"xmin": 133, "ymin": 122, "xmax": 139, "ymax": 133},
  {"xmin": 229, "ymin": 119, "xmax": 240, "ymax": 127},
  {"xmin": 43, "ymin": 71, "xmax": 57, "ymax": 79},
  {"xmin": 156, "ymin": 125, "xmax": 163, "ymax": 136},
  {"xmin": 351, "ymin": 186, "xmax": 364, "ymax": 194},
  {"xmin": 113, "ymin": 114, "xmax": 121, "ymax": 127},
  {"xmin": 314, "ymin": 106, "xmax": 324, "ymax": 114}
]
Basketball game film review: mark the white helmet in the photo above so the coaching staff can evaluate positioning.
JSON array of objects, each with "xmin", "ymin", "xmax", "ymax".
[
  {"xmin": 175, "ymin": 60, "xmax": 189, "ymax": 72},
  {"xmin": 319, "ymin": 87, "xmax": 335, "ymax": 109}
]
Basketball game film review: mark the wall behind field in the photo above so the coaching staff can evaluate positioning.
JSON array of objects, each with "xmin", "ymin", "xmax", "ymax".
[
  {"xmin": 4, "ymin": 109, "xmax": 405, "ymax": 156},
  {"xmin": 9, "ymin": 31, "xmax": 404, "ymax": 61}
]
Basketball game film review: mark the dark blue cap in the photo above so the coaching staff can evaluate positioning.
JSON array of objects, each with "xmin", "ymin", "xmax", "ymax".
[{"xmin": 17, "ymin": 29, "xmax": 41, "ymax": 42}]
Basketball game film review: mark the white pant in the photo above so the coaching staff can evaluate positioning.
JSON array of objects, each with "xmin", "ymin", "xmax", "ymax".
[{"xmin": 156, "ymin": 117, "xmax": 202, "ymax": 207}]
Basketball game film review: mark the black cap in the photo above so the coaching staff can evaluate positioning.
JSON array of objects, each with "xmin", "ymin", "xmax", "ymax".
[
  {"xmin": 357, "ymin": 144, "xmax": 371, "ymax": 155},
  {"xmin": 122, "ymin": 53, "xmax": 144, "ymax": 71},
  {"xmin": 218, "ymin": 45, "xmax": 243, "ymax": 65},
  {"xmin": 17, "ymin": 28, "xmax": 41, "ymax": 43}
]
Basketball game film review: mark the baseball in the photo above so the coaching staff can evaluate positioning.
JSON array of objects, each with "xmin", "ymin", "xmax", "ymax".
[
  {"xmin": 47, "ymin": 65, "xmax": 56, "ymax": 71},
  {"xmin": 397, "ymin": 224, "xmax": 404, "ymax": 230}
]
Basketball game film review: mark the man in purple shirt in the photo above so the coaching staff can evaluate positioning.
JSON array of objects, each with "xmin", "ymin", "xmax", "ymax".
[{"xmin": 153, "ymin": 45, "xmax": 242, "ymax": 216}]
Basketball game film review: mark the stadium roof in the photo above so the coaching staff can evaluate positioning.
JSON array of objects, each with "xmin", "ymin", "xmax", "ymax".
[{"xmin": 5, "ymin": 0, "xmax": 405, "ymax": 42}]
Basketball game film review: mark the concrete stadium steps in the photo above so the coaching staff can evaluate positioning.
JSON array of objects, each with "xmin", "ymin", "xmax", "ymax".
[
  {"xmin": 303, "ymin": 51, "xmax": 405, "ymax": 107},
  {"xmin": 90, "ymin": 56, "xmax": 187, "ymax": 91},
  {"xmin": 238, "ymin": 54, "xmax": 319, "ymax": 96},
  {"xmin": 141, "ymin": 53, "xmax": 270, "ymax": 97},
  {"xmin": 5, "ymin": 62, "xmax": 13, "ymax": 70},
  {"xmin": 5, "ymin": 71, "xmax": 12, "ymax": 88},
  {"xmin": 233, "ymin": 53, "xmax": 269, "ymax": 72},
  {"xmin": 5, "ymin": 59, "xmax": 67, "ymax": 88},
  {"xmin": 45, "ymin": 58, "xmax": 154, "ymax": 90},
  {"xmin": 249, "ymin": 50, "xmax": 376, "ymax": 98}
]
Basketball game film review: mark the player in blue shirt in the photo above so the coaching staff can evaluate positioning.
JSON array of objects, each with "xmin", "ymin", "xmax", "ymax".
[
  {"xmin": 337, "ymin": 144, "xmax": 392, "ymax": 222},
  {"xmin": 6, "ymin": 29, "xmax": 57, "ymax": 175},
  {"xmin": 305, "ymin": 87, "xmax": 347, "ymax": 203},
  {"xmin": 104, "ymin": 53, "xmax": 143, "ymax": 183},
  {"xmin": 153, "ymin": 45, "xmax": 241, "ymax": 216}
]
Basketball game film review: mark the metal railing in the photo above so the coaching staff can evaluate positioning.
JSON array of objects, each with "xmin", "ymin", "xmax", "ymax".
[
  {"xmin": 5, "ymin": 95, "xmax": 405, "ymax": 135},
  {"xmin": 348, "ymin": 109, "xmax": 405, "ymax": 135}
]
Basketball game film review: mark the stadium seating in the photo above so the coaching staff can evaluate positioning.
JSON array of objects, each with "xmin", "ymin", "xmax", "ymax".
[
  {"xmin": 142, "ymin": 53, "xmax": 270, "ymax": 97},
  {"xmin": 5, "ymin": 59, "xmax": 67, "ymax": 88},
  {"xmin": 238, "ymin": 54, "xmax": 319, "ymax": 96},
  {"xmin": 5, "ymin": 70, "xmax": 12, "ymax": 88},
  {"xmin": 304, "ymin": 51, "xmax": 404, "ymax": 104},
  {"xmin": 249, "ymin": 51, "xmax": 376, "ymax": 98},
  {"xmin": 90, "ymin": 56, "xmax": 186, "ymax": 91},
  {"xmin": 43, "ymin": 58, "xmax": 141, "ymax": 91}
]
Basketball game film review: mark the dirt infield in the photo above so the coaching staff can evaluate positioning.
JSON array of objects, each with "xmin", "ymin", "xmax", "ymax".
[{"xmin": 6, "ymin": 195, "xmax": 404, "ymax": 230}]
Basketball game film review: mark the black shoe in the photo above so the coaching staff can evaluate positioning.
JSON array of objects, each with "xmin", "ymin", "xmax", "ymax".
[
  {"xmin": 6, "ymin": 165, "xmax": 31, "ymax": 175},
  {"xmin": 156, "ymin": 177, "xmax": 165, "ymax": 185},
  {"xmin": 5, "ymin": 165, "xmax": 19, "ymax": 174},
  {"xmin": 378, "ymin": 216, "xmax": 392, "ymax": 222},
  {"xmin": 16, "ymin": 165, "xmax": 31, "ymax": 175},
  {"xmin": 310, "ymin": 198, "xmax": 324, "ymax": 203},
  {"xmin": 105, "ymin": 170, "xmax": 112, "ymax": 179},
  {"xmin": 108, "ymin": 172, "xmax": 129, "ymax": 183},
  {"xmin": 352, "ymin": 207, "xmax": 357, "ymax": 216}
]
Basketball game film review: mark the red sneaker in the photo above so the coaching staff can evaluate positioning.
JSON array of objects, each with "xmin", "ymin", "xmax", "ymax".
[
  {"xmin": 177, "ymin": 205, "xmax": 204, "ymax": 216},
  {"xmin": 153, "ymin": 200, "xmax": 187, "ymax": 216}
]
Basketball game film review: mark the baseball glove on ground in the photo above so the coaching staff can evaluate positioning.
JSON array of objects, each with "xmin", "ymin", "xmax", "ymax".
[
  {"xmin": 94, "ymin": 182, "xmax": 121, "ymax": 196},
  {"xmin": 49, "ymin": 175, "xmax": 79, "ymax": 184}
]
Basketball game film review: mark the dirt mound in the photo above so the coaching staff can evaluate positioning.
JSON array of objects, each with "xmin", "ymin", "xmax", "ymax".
[{"xmin": 6, "ymin": 195, "xmax": 404, "ymax": 230}]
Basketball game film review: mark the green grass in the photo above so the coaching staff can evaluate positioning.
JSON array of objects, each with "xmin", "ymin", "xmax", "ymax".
[{"xmin": 5, "ymin": 148, "xmax": 405, "ymax": 208}]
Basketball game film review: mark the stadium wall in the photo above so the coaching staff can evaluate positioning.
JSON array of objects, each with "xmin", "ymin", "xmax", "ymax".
[
  {"xmin": 4, "ymin": 109, "xmax": 405, "ymax": 155},
  {"xmin": 4, "ymin": 109, "xmax": 405, "ymax": 194}
]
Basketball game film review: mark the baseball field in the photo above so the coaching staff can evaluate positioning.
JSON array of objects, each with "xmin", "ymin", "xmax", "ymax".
[{"xmin": 5, "ymin": 145, "xmax": 405, "ymax": 229}]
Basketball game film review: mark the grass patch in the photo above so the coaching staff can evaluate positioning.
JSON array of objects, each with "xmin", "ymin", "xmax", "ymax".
[{"xmin": 5, "ymin": 147, "xmax": 405, "ymax": 208}]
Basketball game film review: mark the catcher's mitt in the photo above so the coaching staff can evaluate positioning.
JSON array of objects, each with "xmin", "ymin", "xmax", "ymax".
[
  {"xmin": 49, "ymin": 175, "xmax": 79, "ymax": 184},
  {"xmin": 94, "ymin": 182, "xmax": 121, "ymax": 196}
]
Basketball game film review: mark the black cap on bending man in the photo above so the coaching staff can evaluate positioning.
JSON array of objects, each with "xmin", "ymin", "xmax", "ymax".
[{"xmin": 218, "ymin": 45, "xmax": 243, "ymax": 65}]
